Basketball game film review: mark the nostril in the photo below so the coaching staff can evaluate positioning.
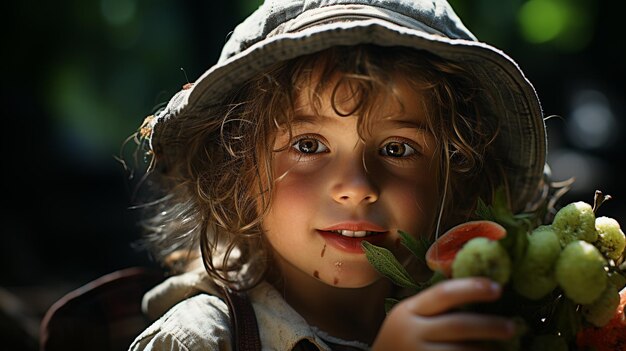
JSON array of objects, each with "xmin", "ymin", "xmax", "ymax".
[{"xmin": 332, "ymin": 183, "xmax": 379, "ymax": 204}]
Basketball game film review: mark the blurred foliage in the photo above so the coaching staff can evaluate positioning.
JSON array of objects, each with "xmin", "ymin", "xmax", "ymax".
[
  {"xmin": 31, "ymin": 0, "xmax": 605, "ymax": 165},
  {"xmin": 238, "ymin": 0, "xmax": 264, "ymax": 16},
  {"xmin": 3, "ymin": 0, "xmax": 624, "ymax": 287},
  {"xmin": 34, "ymin": 0, "xmax": 265, "ymax": 164},
  {"xmin": 43, "ymin": 1, "xmax": 195, "ymax": 160},
  {"xmin": 517, "ymin": 0, "xmax": 595, "ymax": 51},
  {"xmin": 450, "ymin": 0, "xmax": 596, "ymax": 51}
]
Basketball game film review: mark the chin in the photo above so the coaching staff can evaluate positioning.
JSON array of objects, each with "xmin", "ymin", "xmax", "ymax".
[{"xmin": 318, "ymin": 264, "xmax": 383, "ymax": 289}]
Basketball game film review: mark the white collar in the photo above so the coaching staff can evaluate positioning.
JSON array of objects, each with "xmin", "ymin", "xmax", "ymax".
[{"xmin": 142, "ymin": 267, "xmax": 369, "ymax": 350}]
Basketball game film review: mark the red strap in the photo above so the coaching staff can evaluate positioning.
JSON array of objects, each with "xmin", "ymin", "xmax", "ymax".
[{"xmin": 222, "ymin": 287, "xmax": 262, "ymax": 351}]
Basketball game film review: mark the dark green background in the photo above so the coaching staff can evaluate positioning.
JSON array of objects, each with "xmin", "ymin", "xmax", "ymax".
[{"xmin": 2, "ymin": 0, "xmax": 625, "ymax": 348}]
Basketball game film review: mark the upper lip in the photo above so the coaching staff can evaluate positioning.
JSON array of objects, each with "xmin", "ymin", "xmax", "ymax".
[{"xmin": 319, "ymin": 222, "xmax": 387, "ymax": 233}]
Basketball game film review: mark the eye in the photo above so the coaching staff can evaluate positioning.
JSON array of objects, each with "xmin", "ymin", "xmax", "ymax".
[
  {"xmin": 379, "ymin": 141, "xmax": 416, "ymax": 157},
  {"xmin": 292, "ymin": 136, "xmax": 329, "ymax": 154}
]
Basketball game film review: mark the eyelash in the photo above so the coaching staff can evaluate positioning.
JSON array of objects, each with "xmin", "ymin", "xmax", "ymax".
[
  {"xmin": 291, "ymin": 134, "xmax": 329, "ymax": 155},
  {"xmin": 289, "ymin": 135, "xmax": 421, "ymax": 161},
  {"xmin": 378, "ymin": 138, "xmax": 421, "ymax": 160}
]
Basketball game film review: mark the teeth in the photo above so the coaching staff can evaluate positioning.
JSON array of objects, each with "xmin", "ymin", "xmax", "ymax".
[
  {"xmin": 330, "ymin": 230, "xmax": 375, "ymax": 237},
  {"xmin": 353, "ymin": 231, "xmax": 367, "ymax": 237}
]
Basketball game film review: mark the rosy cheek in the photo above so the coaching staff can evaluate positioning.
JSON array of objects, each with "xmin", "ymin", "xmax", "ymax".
[
  {"xmin": 275, "ymin": 173, "xmax": 316, "ymax": 204},
  {"xmin": 270, "ymin": 171, "xmax": 320, "ymax": 224}
]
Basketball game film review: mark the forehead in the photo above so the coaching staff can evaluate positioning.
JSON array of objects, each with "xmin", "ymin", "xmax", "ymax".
[{"xmin": 292, "ymin": 68, "xmax": 429, "ymax": 126}]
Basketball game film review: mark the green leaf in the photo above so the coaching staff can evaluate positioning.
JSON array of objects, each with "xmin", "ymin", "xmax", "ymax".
[
  {"xmin": 362, "ymin": 241, "xmax": 419, "ymax": 289},
  {"xmin": 491, "ymin": 187, "xmax": 517, "ymax": 226},
  {"xmin": 475, "ymin": 197, "xmax": 495, "ymax": 221},
  {"xmin": 476, "ymin": 186, "xmax": 531, "ymax": 263},
  {"xmin": 384, "ymin": 298, "xmax": 400, "ymax": 313},
  {"xmin": 398, "ymin": 230, "xmax": 430, "ymax": 263}
]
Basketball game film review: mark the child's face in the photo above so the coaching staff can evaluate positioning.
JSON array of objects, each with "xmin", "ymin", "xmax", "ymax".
[{"xmin": 262, "ymin": 72, "xmax": 439, "ymax": 288}]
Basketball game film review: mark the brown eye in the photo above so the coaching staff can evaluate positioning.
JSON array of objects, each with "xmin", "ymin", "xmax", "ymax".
[
  {"xmin": 380, "ymin": 141, "xmax": 415, "ymax": 157},
  {"xmin": 292, "ymin": 137, "xmax": 328, "ymax": 154}
]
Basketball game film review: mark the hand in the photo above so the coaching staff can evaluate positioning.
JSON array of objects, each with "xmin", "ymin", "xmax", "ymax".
[{"xmin": 371, "ymin": 277, "xmax": 517, "ymax": 351}]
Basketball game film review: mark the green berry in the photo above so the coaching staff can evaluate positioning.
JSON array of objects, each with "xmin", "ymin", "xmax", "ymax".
[
  {"xmin": 555, "ymin": 240, "xmax": 608, "ymax": 304},
  {"xmin": 512, "ymin": 225, "xmax": 561, "ymax": 300},
  {"xmin": 552, "ymin": 201, "xmax": 597, "ymax": 247},
  {"xmin": 594, "ymin": 216, "xmax": 626, "ymax": 261},
  {"xmin": 581, "ymin": 282, "xmax": 620, "ymax": 327},
  {"xmin": 452, "ymin": 237, "xmax": 511, "ymax": 285}
]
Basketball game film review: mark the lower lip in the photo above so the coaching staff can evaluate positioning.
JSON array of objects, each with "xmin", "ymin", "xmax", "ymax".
[{"xmin": 317, "ymin": 230, "xmax": 387, "ymax": 254}]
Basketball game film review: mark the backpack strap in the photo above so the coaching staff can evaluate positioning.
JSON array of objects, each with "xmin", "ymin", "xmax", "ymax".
[{"xmin": 222, "ymin": 287, "xmax": 262, "ymax": 351}]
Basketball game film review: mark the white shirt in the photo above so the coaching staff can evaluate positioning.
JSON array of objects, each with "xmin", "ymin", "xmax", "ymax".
[{"xmin": 129, "ymin": 267, "xmax": 370, "ymax": 351}]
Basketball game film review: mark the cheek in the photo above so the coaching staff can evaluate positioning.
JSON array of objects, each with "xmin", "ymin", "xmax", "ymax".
[
  {"xmin": 263, "ymin": 166, "xmax": 325, "ymax": 242},
  {"xmin": 272, "ymin": 170, "xmax": 321, "ymax": 211},
  {"xmin": 272, "ymin": 151, "xmax": 332, "ymax": 211},
  {"xmin": 384, "ymin": 174, "xmax": 439, "ymax": 234}
]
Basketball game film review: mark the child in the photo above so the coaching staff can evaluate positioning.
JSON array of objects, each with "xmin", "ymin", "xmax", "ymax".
[{"xmin": 129, "ymin": 0, "xmax": 549, "ymax": 350}]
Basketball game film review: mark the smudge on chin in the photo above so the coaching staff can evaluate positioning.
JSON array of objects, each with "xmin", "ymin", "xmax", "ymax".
[
  {"xmin": 321, "ymin": 243, "xmax": 326, "ymax": 257},
  {"xmin": 313, "ymin": 270, "xmax": 319, "ymax": 279},
  {"xmin": 333, "ymin": 277, "xmax": 339, "ymax": 285}
]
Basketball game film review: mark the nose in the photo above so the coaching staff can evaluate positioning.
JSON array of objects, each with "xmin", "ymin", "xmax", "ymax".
[{"xmin": 330, "ymin": 155, "xmax": 379, "ymax": 206}]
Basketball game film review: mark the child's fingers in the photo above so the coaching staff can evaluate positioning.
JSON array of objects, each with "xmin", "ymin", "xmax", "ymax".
[
  {"xmin": 405, "ymin": 277, "xmax": 501, "ymax": 316},
  {"xmin": 373, "ymin": 278, "xmax": 514, "ymax": 351},
  {"xmin": 419, "ymin": 313, "xmax": 516, "ymax": 342}
]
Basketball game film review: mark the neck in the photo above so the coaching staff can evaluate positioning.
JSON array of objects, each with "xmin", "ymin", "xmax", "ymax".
[{"xmin": 269, "ymin": 257, "xmax": 392, "ymax": 345}]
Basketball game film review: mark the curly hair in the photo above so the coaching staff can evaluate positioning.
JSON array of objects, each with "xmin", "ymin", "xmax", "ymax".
[{"xmin": 133, "ymin": 44, "xmax": 506, "ymax": 291}]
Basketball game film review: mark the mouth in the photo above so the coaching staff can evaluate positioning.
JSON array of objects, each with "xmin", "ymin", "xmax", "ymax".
[
  {"xmin": 317, "ymin": 224, "xmax": 388, "ymax": 253},
  {"xmin": 324, "ymin": 229, "xmax": 384, "ymax": 238}
]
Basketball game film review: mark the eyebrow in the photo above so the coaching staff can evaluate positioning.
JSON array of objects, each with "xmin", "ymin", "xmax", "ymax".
[
  {"xmin": 290, "ymin": 114, "xmax": 430, "ymax": 132},
  {"xmin": 384, "ymin": 118, "xmax": 429, "ymax": 131},
  {"xmin": 291, "ymin": 114, "xmax": 339, "ymax": 126}
]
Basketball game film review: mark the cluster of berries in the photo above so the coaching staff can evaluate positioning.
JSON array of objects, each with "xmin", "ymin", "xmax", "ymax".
[
  {"xmin": 364, "ymin": 190, "xmax": 626, "ymax": 350},
  {"xmin": 452, "ymin": 200, "xmax": 624, "ymax": 327}
]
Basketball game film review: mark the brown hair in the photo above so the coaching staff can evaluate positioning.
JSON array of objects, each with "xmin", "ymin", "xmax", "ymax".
[{"xmin": 134, "ymin": 44, "xmax": 506, "ymax": 290}]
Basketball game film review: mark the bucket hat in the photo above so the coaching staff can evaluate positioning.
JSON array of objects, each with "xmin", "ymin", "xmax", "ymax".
[{"xmin": 140, "ymin": 0, "xmax": 547, "ymax": 213}]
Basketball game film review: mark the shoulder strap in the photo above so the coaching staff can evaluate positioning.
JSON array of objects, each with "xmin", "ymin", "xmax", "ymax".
[{"xmin": 222, "ymin": 287, "xmax": 262, "ymax": 351}]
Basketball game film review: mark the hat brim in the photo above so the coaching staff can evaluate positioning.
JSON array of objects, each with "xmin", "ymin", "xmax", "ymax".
[{"xmin": 152, "ymin": 19, "xmax": 546, "ymax": 212}]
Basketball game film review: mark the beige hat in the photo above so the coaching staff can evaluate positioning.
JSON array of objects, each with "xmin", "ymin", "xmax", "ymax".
[{"xmin": 141, "ymin": 0, "xmax": 547, "ymax": 212}]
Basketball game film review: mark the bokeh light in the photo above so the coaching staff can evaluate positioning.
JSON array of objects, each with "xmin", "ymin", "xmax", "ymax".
[
  {"xmin": 519, "ymin": 0, "xmax": 569, "ymax": 44},
  {"xmin": 517, "ymin": 0, "xmax": 594, "ymax": 51},
  {"xmin": 548, "ymin": 149, "xmax": 610, "ymax": 196},
  {"xmin": 567, "ymin": 89, "xmax": 618, "ymax": 150}
]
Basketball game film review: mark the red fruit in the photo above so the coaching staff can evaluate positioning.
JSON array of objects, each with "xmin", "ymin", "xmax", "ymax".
[
  {"xmin": 576, "ymin": 287, "xmax": 626, "ymax": 351},
  {"xmin": 425, "ymin": 220, "xmax": 507, "ymax": 277}
]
